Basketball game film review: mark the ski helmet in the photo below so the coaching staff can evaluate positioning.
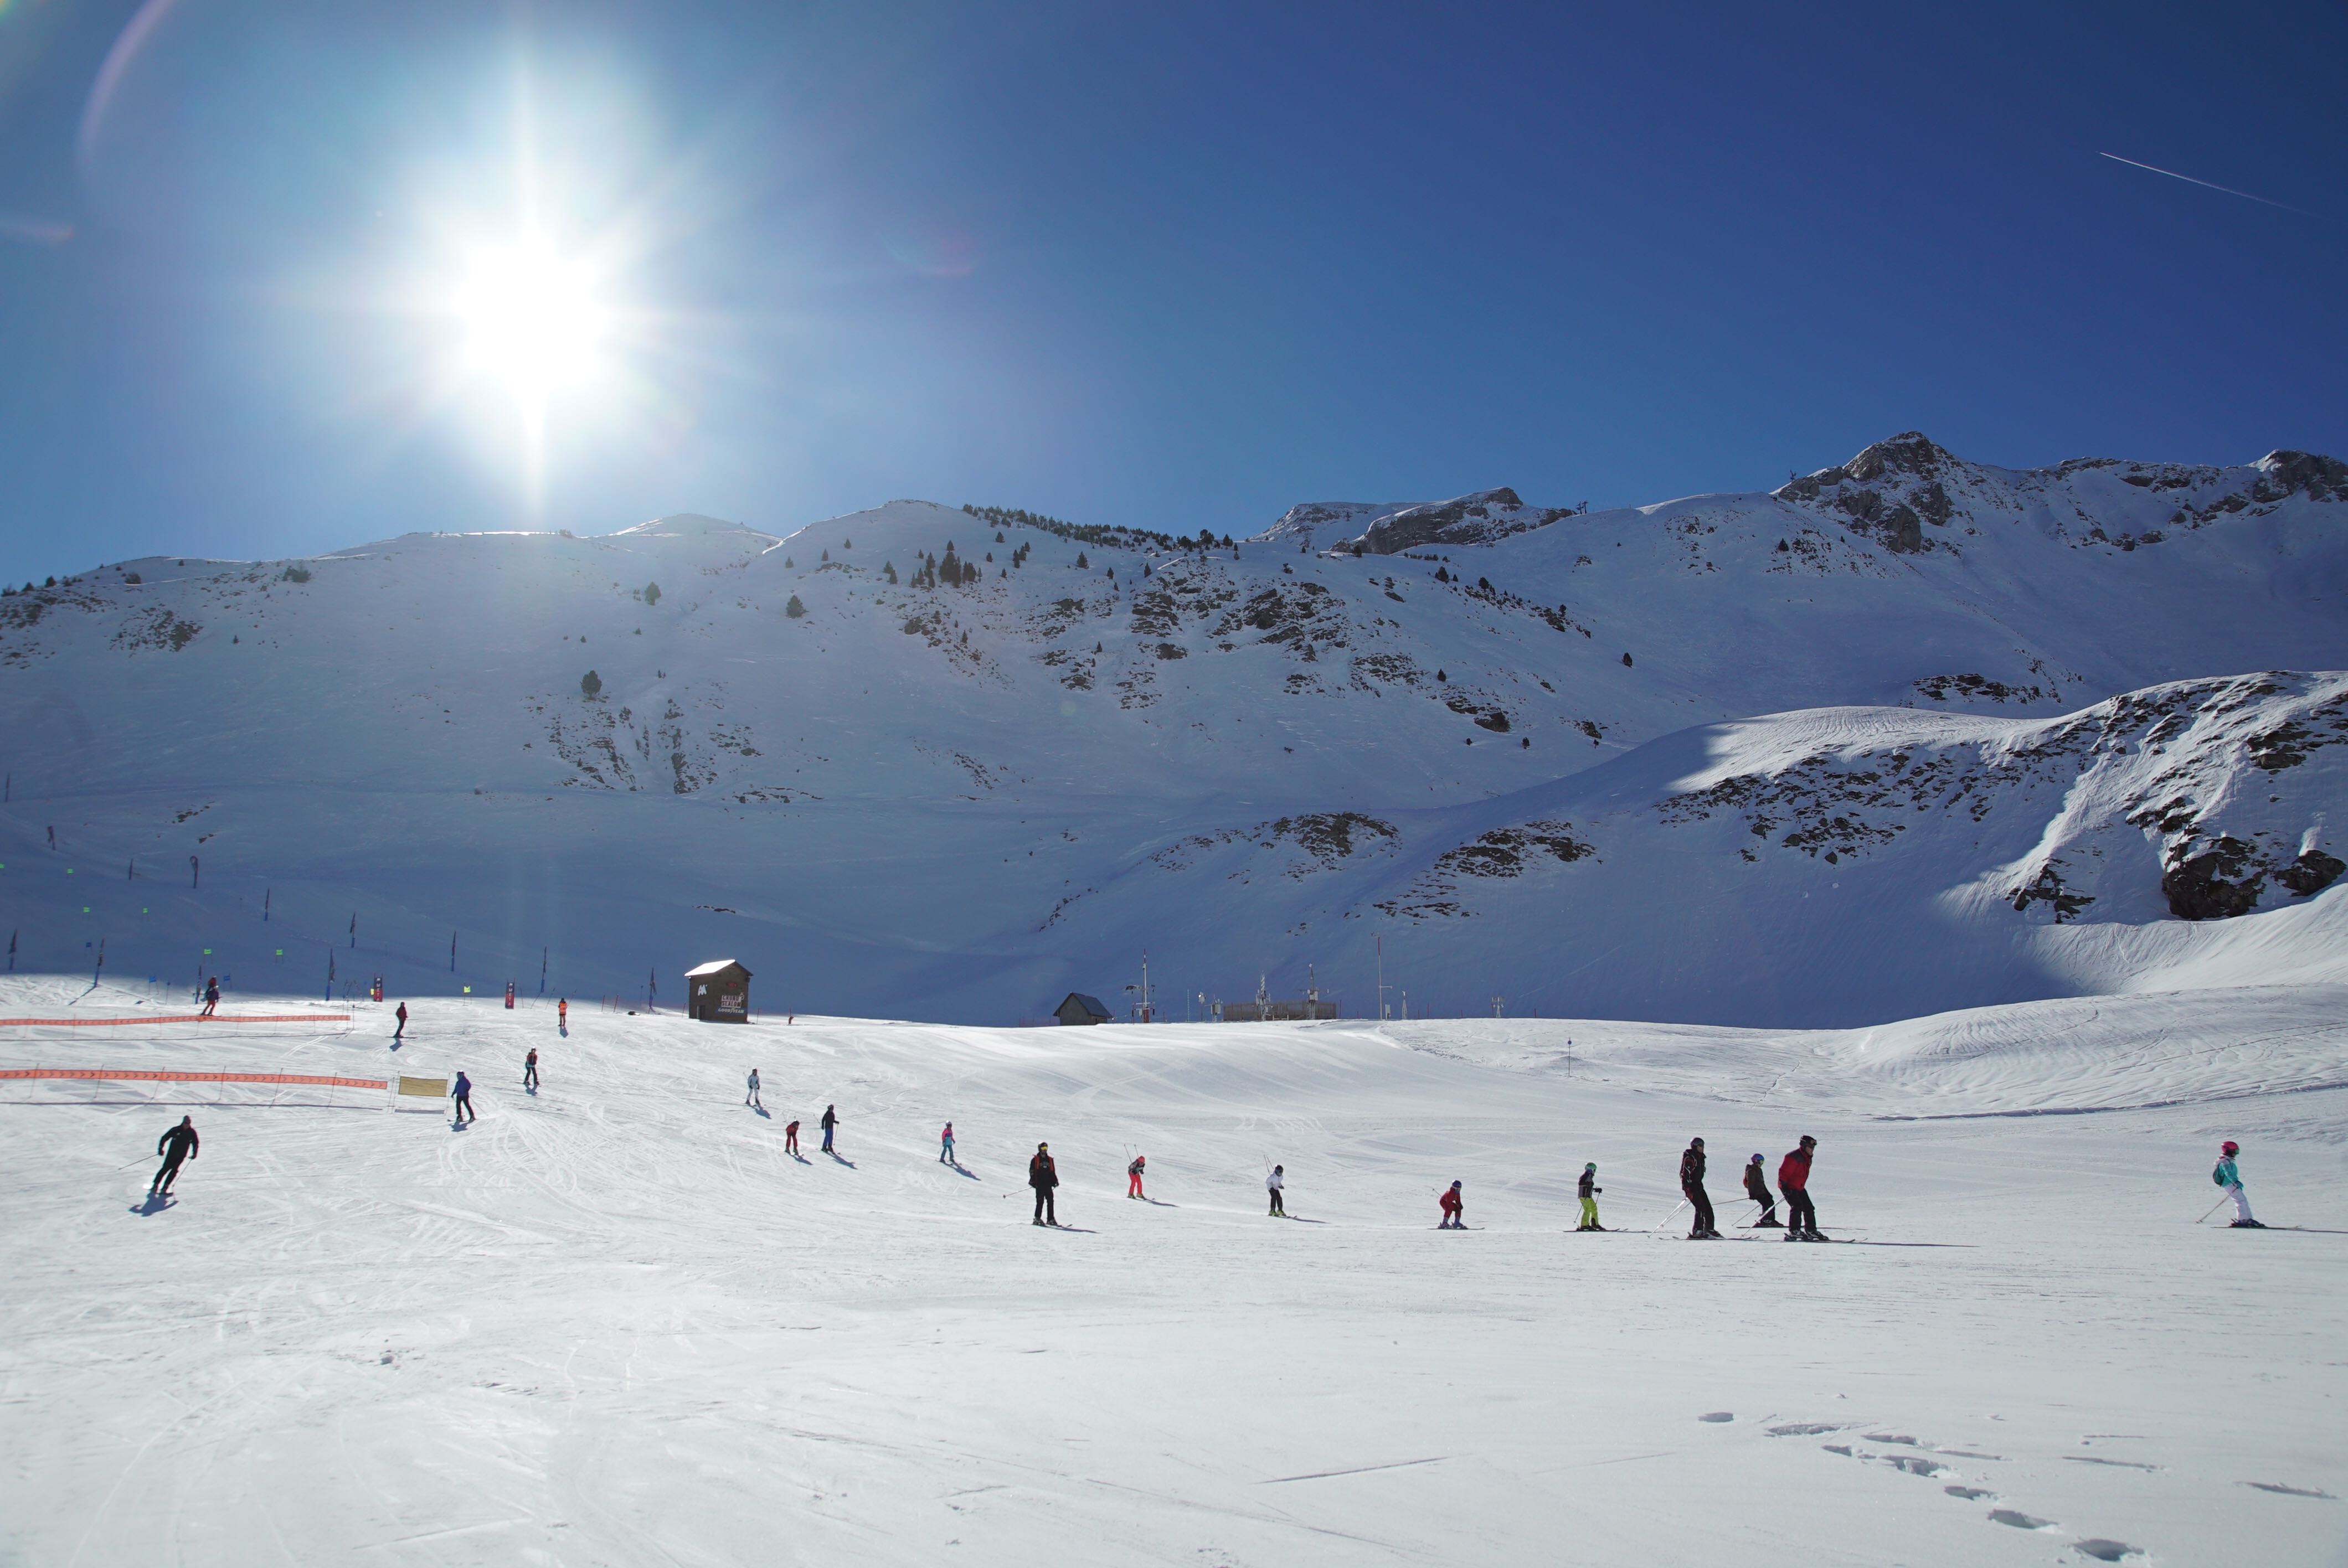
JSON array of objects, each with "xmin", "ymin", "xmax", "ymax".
[
  {"xmin": 1799, "ymin": 1134, "xmax": 1816, "ymax": 1147},
  {"xmin": 1691, "ymin": 1136, "xmax": 1704, "ymax": 1147},
  {"xmin": 2221, "ymin": 1140, "xmax": 2239, "ymax": 1155},
  {"xmin": 1584, "ymin": 1162, "xmax": 1597, "ymax": 1171},
  {"xmin": 1750, "ymin": 1153, "xmax": 1764, "ymax": 1163}
]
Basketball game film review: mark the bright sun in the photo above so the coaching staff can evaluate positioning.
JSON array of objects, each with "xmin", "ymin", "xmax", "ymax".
[{"xmin": 455, "ymin": 235, "xmax": 606, "ymax": 402}]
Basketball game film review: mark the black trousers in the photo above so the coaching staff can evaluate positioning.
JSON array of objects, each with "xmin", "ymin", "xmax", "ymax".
[
  {"xmin": 1786, "ymin": 1188, "xmax": 1816, "ymax": 1232},
  {"xmin": 1033, "ymin": 1187, "xmax": 1056, "ymax": 1223},
  {"xmin": 1268, "ymin": 1189, "xmax": 1285, "ymax": 1215},
  {"xmin": 455, "ymin": 1095, "xmax": 473, "ymax": 1122},
  {"xmin": 1685, "ymin": 1184, "xmax": 1714, "ymax": 1234},
  {"xmin": 151, "ymin": 1154, "xmax": 186, "ymax": 1192},
  {"xmin": 1748, "ymin": 1188, "xmax": 1779, "ymax": 1224},
  {"xmin": 524, "ymin": 1065, "xmax": 539, "ymax": 1087}
]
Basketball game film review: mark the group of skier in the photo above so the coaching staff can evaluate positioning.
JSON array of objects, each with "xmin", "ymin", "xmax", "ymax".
[{"xmin": 1655, "ymin": 1135, "xmax": 1826, "ymax": 1240}]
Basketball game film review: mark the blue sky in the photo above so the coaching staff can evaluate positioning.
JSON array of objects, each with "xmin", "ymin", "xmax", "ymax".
[{"xmin": 1, "ymin": 1, "xmax": 2343, "ymax": 578}]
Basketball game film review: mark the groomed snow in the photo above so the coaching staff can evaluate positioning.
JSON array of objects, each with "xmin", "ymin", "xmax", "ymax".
[{"xmin": 2, "ymin": 978, "xmax": 2341, "ymax": 1565}]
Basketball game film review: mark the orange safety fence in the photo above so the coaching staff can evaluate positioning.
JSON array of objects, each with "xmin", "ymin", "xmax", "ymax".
[
  {"xmin": 0, "ymin": 1015, "xmax": 352, "ymax": 1027},
  {"xmin": 0, "ymin": 1067, "xmax": 387, "ymax": 1090}
]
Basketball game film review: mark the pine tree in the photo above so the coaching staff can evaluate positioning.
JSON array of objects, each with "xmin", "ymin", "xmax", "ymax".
[
  {"xmin": 784, "ymin": 556, "xmax": 795, "ymax": 568},
  {"xmin": 1621, "ymin": 652, "xmax": 1634, "ymax": 667},
  {"xmin": 580, "ymin": 670, "xmax": 602, "ymax": 698},
  {"xmin": 1437, "ymin": 669, "xmax": 1447, "ymax": 682},
  {"xmin": 821, "ymin": 549, "xmax": 830, "ymax": 562},
  {"xmin": 786, "ymin": 595, "xmax": 806, "ymax": 618},
  {"xmin": 884, "ymin": 561, "xmax": 898, "ymax": 584},
  {"xmin": 1076, "ymin": 551, "xmax": 1089, "ymax": 569},
  {"xmin": 643, "ymin": 581, "xmax": 661, "ymax": 606}
]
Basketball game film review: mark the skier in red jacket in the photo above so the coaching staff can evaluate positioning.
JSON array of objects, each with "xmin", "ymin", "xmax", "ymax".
[
  {"xmin": 1438, "ymin": 1180, "xmax": 1465, "ymax": 1228},
  {"xmin": 1779, "ymin": 1136, "xmax": 1822, "ymax": 1241},
  {"xmin": 1127, "ymin": 1153, "xmax": 1146, "ymax": 1198}
]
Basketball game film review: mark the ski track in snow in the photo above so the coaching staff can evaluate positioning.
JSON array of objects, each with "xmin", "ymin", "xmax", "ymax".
[{"xmin": 0, "ymin": 979, "xmax": 2342, "ymax": 1565}]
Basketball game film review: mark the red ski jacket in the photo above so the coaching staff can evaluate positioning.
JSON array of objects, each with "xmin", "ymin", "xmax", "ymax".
[
  {"xmin": 1779, "ymin": 1147, "xmax": 1813, "ymax": 1192},
  {"xmin": 1439, "ymin": 1188, "xmax": 1463, "ymax": 1214}
]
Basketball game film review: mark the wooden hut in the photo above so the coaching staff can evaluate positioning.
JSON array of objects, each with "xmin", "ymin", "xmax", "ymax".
[
  {"xmin": 685, "ymin": 960, "xmax": 751, "ymax": 1023},
  {"xmin": 1054, "ymin": 992, "xmax": 1112, "ymax": 1027}
]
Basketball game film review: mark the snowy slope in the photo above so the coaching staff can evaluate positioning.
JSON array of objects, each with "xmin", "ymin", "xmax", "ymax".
[
  {"xmin": 0, "ymin": 434, "xmax": 2341, "ymax": 1022},
  {"xmin": 1, "ymin": 979, "xmax": 2342, "ymax": 1566}
]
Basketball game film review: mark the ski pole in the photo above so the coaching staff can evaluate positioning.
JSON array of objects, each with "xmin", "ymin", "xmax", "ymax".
[
  {"xmin": 2195, "ymin": 1194, "xmax": 2232, "ymax": 1225},
  {"xmin": 1650, "ymin": 1199, "xmax": 1689, "ymax": 1235}
]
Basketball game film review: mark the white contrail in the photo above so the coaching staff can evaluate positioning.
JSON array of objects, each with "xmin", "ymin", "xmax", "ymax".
[{"xmin": 2098, "ymin": 151, "xmax": 2310, "ymax": 215}]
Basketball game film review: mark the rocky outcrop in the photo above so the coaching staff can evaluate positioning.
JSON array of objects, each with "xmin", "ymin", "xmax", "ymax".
[{"xmin": 1338, "ymin": 488, "xmax": 1575, "ymax": 556}]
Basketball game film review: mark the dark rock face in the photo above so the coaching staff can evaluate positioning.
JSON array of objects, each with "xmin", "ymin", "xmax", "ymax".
[
  {"xmin": 2254, "ymin": 450, "xmax": 2348, "ymax": 504},
  {"xmin": 2162, "ymin": 837, "xmax": 2264, "ymax": 920},
  {"xmin": 2277, "ymin": 849, "xmax": 2346, "ymax": 898},
  {"xmin": 1346, "ymin": 488, "xmax": 1571, "ymax": 555}
]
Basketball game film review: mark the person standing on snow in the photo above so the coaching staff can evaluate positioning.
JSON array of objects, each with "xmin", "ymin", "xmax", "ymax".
[
  {"xmin": 452, "ymin": 1071, "xmax": 475, "ymax": 1124},
  {"xmin": 1127, "ymin": 1153, "xmax": 1146, "ymax": 1199},
  {"xmin": 2214, "ymin": 1140, "xmax": 2263, "ymax": 1228},
  {"xmin": 393, "ymin": 1002, "xmax": 408, "ymax": 1042},
  {"xmin": 1577, "ymin": 1163, "xmax": 1605, "ymax": 1230},
  {"xmin": 940, "ymin": 1122, "xmax": 955, "ymax": 1164},
  {"xmin": 820, "ymin": 1103, "xmax": 838, "ymax": 1153},
  {"xmin": 745, "ymin": 1069, "xmax": 761, "ymax": 1109},
  {"xmin": 1029, "ymin": 1142, "xmax": 1060, "ymax": 1226},
  {"xmin": 784, "ymin": 1119, "xmax": 800, "ymax": 1156},
  {"xmin": 557, "ymin": 997, "xmax": 568, "ymax": 1032},
  {"xmin": 1744, "ymin": 1153, "xmax": 1780, "ymax": 1227},
  {"xmin": 200, "ymin": 977, "xmax": 220, "ymax": 1018},
  {"xmin": 1681, "ymin": 1137, "xmax": 1718, "ymax": 1239},
  {"xmin": 1438, "ymin": 1180, "xmax": 1465, "ymax": 1228},
  {"xmin": 1780, "ymin": 1135, "xmax": 1824, "ymax": 1241},
  {"xmin": 1266, "ymin": 1164, "xmax": 1286, "ymax": 1217},
  {"xmin": 524, "ymin": 1048, "xmax": 539, "ymax": 1091},
  {"xmin": 149, "ymin": 1116, "xmax": 198, "ymax": 1196}
]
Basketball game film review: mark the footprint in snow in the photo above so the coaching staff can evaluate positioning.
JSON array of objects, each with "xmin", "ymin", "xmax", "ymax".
[
  {"xmin": 1697, "ymin": 1412, "xmax": 1733, "ymax": 1423},
  {"xmin": 2072, "ymin": 1539, "xmax": 2142, "ymax": 1562},
  {"xmin": 1767, "ymin": 1422, "xmax": 1847, "ymax": 1437},
  {"xmin": 1943, "ymin": 1486, "xmax": 1994, "ymax": 1501},
  {"xmin": 1989, "ymin": 1509, "xmax": 2056, "ymax": 1531}
]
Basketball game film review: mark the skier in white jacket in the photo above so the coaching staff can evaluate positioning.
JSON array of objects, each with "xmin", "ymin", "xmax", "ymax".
[
  {"xmin": 2214, "ymin": 1139, "xmax": 2263, "ymax": 1227},
  {"xmin": 1266, "ymin": 1164, "xmax": 1286, "ymax": 1217}
]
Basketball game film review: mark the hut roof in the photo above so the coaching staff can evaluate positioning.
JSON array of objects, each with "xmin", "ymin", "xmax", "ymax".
[{"xmin": 685, "ymin": 959, "xmax": 749, "ymax": 978}]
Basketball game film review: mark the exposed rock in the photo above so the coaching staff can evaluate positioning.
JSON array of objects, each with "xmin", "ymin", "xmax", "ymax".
[
  {"xmin": 2162, "ymin": 837, "xmax": 2264, "ymax": 920},
  {"xmin": 2276, "ymin": 849, "xmax": 2345, "ymax": 898}
]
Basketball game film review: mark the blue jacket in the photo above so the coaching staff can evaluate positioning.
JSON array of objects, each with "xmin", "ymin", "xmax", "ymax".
[
  {"xmin": 2213, "ymin": 1157, "xmax": 2240, "ymax": 1188},
  {"xmin": 454, "ymin": 1073, "xmax": 472, "ymax": 1098}
]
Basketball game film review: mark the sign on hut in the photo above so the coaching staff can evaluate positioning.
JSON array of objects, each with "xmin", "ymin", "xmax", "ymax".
[{"xmin": 685, "ymin": 960, "xmax": 751, "ymax": 1023}]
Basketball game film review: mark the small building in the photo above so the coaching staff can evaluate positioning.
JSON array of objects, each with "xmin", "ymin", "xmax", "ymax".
[
  {"xmin": 685, "ymin": 960, "xmax": 751, "ymax": 1023},
  {"xmin": 1054, "ymin": 992, "xmax": 1112, "ymax": 1027}
]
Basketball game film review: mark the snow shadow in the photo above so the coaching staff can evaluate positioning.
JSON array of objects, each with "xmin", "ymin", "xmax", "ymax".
[
  {"xmin": 130, "ymin": 1193, "xmax": 173, "ymax": 1215},
  {"xmin": 827, "ymin": 1152, "xmax": 856, "ymax": 1168}
]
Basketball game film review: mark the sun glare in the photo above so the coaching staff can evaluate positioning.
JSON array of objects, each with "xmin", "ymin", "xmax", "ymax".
[{"xmin": 455, "ymin": 236, "xmax": 605, "ymax": 403}]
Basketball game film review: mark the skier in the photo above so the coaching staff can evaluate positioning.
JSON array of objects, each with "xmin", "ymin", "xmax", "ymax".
[
  {"xmin": 940, "ymin": 1122, "xmax": 955, "ymax": 1163},
  {"xmin": 2214, "ymin": 1139, "xmax": 2263, "ymax": 1228},
  {"xmin": 784, "ymin": 1119, "xmax": 800, "ymax": 1156},
  {"xmin": 452, "ymin": 1070, "xmax": 475, "ymax": 1125},
  {"xmin": 1779, "ymin": 1135, "xmax": 1824, "ymax": 1241},
  {"xmin": 557, "ymin": 997, "xmax": 568, "ymax": 1031},
  {"xmin": 393, "ymin": 1002, "xmax": 408, "ymax": 1042},
  {"xmin": 1439, "ymin": 1180, "xmax": 1465, "ymax": 1229},
  {"xmin": 745, "ymin": 1068, "xmax": 761, "ymax": 1109},
  {"xmin": 523, "ymin": 1048, "xmax": 539, "ymax": 1090},
  {"xmin": 1029, "ymin": 1141, "xmax": 1059, "ymax": 1226},
  {"xmin": 1577, "ymin": 1163, "xmax": 1605, "ymax": 1230},
  {"xmin": 149, "ymin": 1115, "xmax": 198, "ymax": 1196},
  {"xmin": 820, "ymin": 1103, "xmax": 838, "ymax": 1153},
  {"xmin": 1127, "ymin": 1152, "xmax": 1146, "ymax": 1199},
  {"xmin": 1681, "ymin": 1137, "xmax": 1718, "ymax": 1239},
  {"xmin": 199, "ymin": 977, "xmax": 220, "ymax": 1018},
  {"xmin": 1266, "ymin": 1163, "xmax": 1286, "ymax": 1217},
  {"xmin": 1744, "ymin": 1153, "xmax": 1781, "ymax": 1227}
]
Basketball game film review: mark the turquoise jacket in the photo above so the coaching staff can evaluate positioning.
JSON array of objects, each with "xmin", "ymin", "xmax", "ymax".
[{"xmin": 2213, "ymin": 1157, "xmax": 2241, "ymax": 1187}]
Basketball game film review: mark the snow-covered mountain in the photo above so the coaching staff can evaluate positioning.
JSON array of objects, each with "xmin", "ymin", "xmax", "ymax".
[{"xmin": 1, "ymin": 433, "xmax": 2341, "ymax": 1023}]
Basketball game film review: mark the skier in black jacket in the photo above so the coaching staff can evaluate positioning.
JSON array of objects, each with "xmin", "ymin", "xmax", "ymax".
[
  {"xmin": 1029, "ymin": 1142, "xmax": 1059, "ymax": 1226},
  {"xmin": 150, "ymin": 1116, "xmax": 198, "ymax": 1196},
  {"xmin": 1681, "ymin": 1137, "xmax": 1718, "ymax": 1239},
  {"xmin": 1577, "ymin": 1163, "xmax": 1605, "ymax": 1230},
  {"xmin": 1743, "ymin": 1153, "xmax": 1781, "ymax": 1226}
]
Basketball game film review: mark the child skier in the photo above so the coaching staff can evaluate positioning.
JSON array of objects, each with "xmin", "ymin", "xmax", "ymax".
[
  {"xmin": 452, "ymin": 1071, "xmax": 475, "ymax": 1125},
  {"xmin": 1438, "ymin": 1180, "xmax": 1465, "ymax": 1228},
  {"xmin": 1266, "ymin": 1164, "xmax": 1286, "ymax": 1216},
  {"xmin": 557, "ymin": 997, "xmax": 568, "ymax": 1031},
  {"xmin": 1577, "ymin": 1163, "xmax": 1604, "ymax": 1230},
  {"xmin": 1681, "ymin": 1137, "xmax": 1718, "ymax": 1239},
  {"xmin": 940, "ymin": 1122, "xmax": 955, "ymax": 1163},
  {"xmin": 1744, "ymin": 1153, "xmax": 1780, "ymax": 1226},
  {"xmin": 1029, "ymin": 1142, "xmax": 1060, "ymax": 1226},
  {"xmin": 1127, "ymin": 1153, "xmax": 1146, "ymax": 1198},
  {"xmin": 745, "ymin": 1069, "xmax": 761, "ymax": 1109},
  {"xmin": 200, "ymin": 977, "xmax": 220, "ymax": 1018},
  {"xmin": 2214, "ymin": 1139, "xmax": 2263, "ymax": 1227},
  {"xmin": 820, "ymin": 1103, "xmax": 838, "ymax": 1153},
  {"xmin": 524, "ymin": 1048, "xmax": 539, "ymax": 1090},
  {"xmin": 785, "ymin": 1120, "xmax": 800, "ymax": 1156},
  {"xmin": 1780, "ymin": 1135, "xmax": 1824, "ymax": 1241}
]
